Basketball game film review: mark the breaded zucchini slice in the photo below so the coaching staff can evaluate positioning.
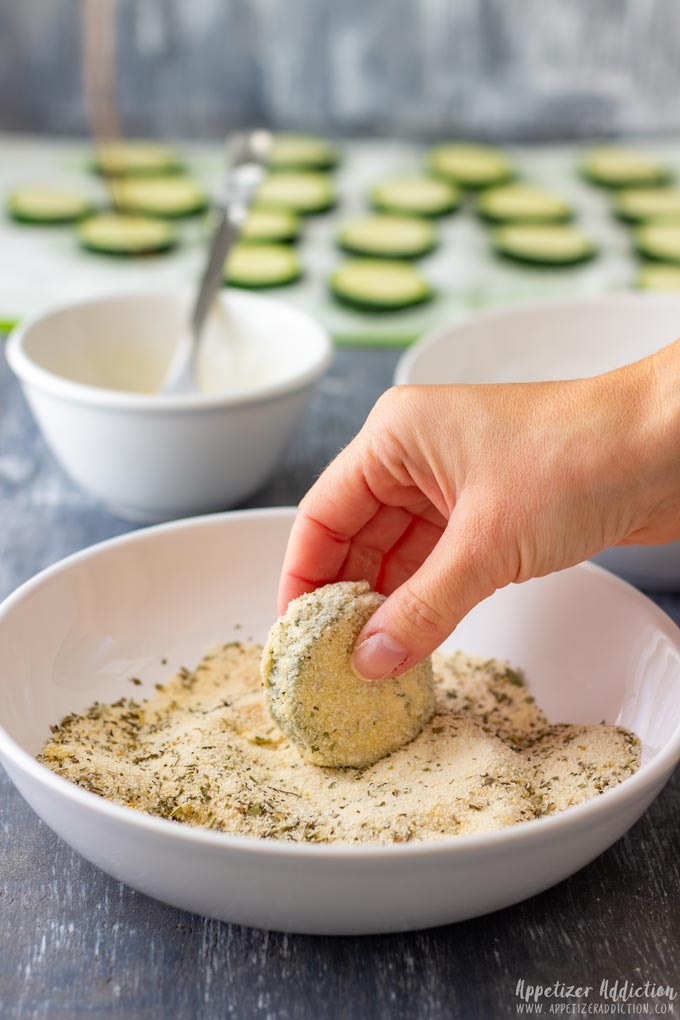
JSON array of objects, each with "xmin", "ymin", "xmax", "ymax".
[
  {"xmin": 113, "ymin": 177, "xmax": 208, "ymax": 219},
  {"xmin": 337, "ymin": 214, "xmax": 437, "ymax": 259},
  {"xmin": 330, "ymin": 258, "xmax": 433, "ymax": 311},
  {"xmin": 268, "ymin": 135, "xmax": 339, "ymax": 171},
  {"xmin": 7, "ymin": 186, "xmax": 96, "ymax": 224},
  {"xmin": 634, "ymin": 222, "xmax": 680, "ymax": 264},
  {"xmin": 262, "ymin": 580, "xmax": 435, "ymax": 767},
  {"xmin": 492, "ymin": 224, "xmax": 597, "ymax": 266},
  {"xmin": 427, "ymin": 143, "xmax": 514, "ymax": 189},
  {"xmin": 241, "ymin": 207, "xmax": 302, "ymax": 243},
  {"xmin": 637, "ymin": 263, "xmax": 680, "ymax": 290},
  {"xmin": 579, "ymin": 147, "xmax": 671, "ymax": 189},
  {"xmin": 370, "ymin": 174, "xmax": 460, "ymax": 218},
  {"xmin": 224, "ymin": 242, "xmax": 302, "ymax": 288},
  {"xmin": 91, "ymin": 142, "xmax": 185, "ymax": 177},
  {"xmin": 257, "ymin": 172, "xmax": 335, "ymax": 215},
  {"xmin": 477, "ymin": 183, "xmax": 572, "ymax": 224},
  {"xmin": 76, "ymin": 213, "xmax": 177, "ymax": 255},
  {"xmin": 613, "ymin": 187, "xmax": 680, "ymax": 224}
]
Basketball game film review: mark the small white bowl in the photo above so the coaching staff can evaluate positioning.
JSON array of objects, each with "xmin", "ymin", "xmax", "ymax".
[
  {"xmin": 396, "ymin": 294, "xmax": 680, "ymax": 589},
  {"xmin": 6, "ymin": 291, "xmax": 332, "ymax": 522},
  {"xmin": 0, "ymin": 507, "xmax": 678, "ymax": 935}
]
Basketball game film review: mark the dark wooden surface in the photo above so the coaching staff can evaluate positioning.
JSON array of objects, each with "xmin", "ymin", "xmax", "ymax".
[{"xmin": 0, "ymin": 346, "xmax": 678, "ymax": 1019}]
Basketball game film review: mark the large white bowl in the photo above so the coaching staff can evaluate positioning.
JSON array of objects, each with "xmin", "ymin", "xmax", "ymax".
[
  {"xmin": 6, "ymin": 291, "xmax": 332, "ymax": 522},
  {"xmin": 0, "ymin": 508, "xmax": 678, "ymax": 935},
  {"xmin": 396, "ymin": 294, "xmax": 680, "ymax": 589}
]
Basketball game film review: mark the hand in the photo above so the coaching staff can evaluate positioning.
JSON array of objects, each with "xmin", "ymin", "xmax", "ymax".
[{"xmin": 278, "ymin": 341, "xmax": 680, "ymax": 679}]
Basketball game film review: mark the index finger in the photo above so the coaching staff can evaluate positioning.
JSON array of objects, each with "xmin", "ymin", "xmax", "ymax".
[{"xmin": 277, "ymin": 445, "xmax": 380, "ymax": 613}]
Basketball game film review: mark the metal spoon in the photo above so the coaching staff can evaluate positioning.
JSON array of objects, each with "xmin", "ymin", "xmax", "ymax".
[{"xmin": 161, "ymin": 129, "xmax": 272, "ymax": 395}]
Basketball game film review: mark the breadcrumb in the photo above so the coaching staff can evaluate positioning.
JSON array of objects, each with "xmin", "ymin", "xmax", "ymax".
[{"xmin": 38, "ymin": 642, "xmax": 641, "ymax": 845}]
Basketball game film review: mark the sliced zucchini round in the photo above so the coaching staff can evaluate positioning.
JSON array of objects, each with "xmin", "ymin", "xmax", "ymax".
[
  {"xmin": 477, "ymin": 183, "xmax": 572, "ymax": 224},
  {"xmin": 225, "ymin": 243, "xmax": 302, "ymax": 288},
  {"xmin": 634, "ymin": 223, "xmax": 680, "ymax": 264},
  {"xmin": 580, "ymin": 147, "xmax": 671, "ymax": 189},
  {"xmin": 492, "ymin": 224, "xmax": 597, "ymax": 266},
  {"xmin": 92, "ymin": 142, "xmax": 185, "ymax": 177},
  {"xmin": 370, "ymin": 174, "xmax": 459, "ymax": 218},
  {"xmin": 427, "ymin": 143, "xmax": 514, "ymax": 188},
  {"xmin": 330, "ymin": 258, "xmax": 433, "ymax": 311},
  {"xmin": 77, "ymin": 213, "xmax": 177, "ymax": 256},
  {"xmin": 113, "ymin": 177, "xmax": 208, "ymax": 219},
  {"xmin": 338, "ymin": 215, "xmax": 437, "ymax": 259},
  {"xmin": 613, "ymin": 188, "xmax": 680, "ymax": 224},
  {"xmin": 257, "ymin": 172, "xmax": 335, "ymax": 214},
  {"xmin": 268, "ymin": 134, "xmax": 339, "ymax": 171},
  {"xmin": 637, "ymin": 264, "xmax": 680, "ymax": 290},
  {"xmin": 240, "ymin": 207, "xmax": 301, "ymax": 243},
  {"xmin": 7, "ymin": 186, "xmax": 96, "ymax": 224}
]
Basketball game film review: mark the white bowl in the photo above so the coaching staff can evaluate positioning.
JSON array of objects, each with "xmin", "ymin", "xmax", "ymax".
[
  {"xmin": 396, "ymin": 294, "xmax": 680, "ymax": 589},
  {"xmin": 0, "ymin": 507, "xmax": 678, "ymax": 935},
  {"xmin": 6, "ymin": 291, "xmax": 332, "ymax": 522}
]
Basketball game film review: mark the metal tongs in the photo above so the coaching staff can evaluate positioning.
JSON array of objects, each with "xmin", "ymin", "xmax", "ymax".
[{"xmin": 161, "ymin": 129, "xmax": 272, "ymax": 394}]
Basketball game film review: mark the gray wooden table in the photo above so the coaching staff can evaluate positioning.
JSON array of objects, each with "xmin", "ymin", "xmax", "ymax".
[{"xmin": 1, "ymin": 346, "xmax": 678, "ymax": 1020}]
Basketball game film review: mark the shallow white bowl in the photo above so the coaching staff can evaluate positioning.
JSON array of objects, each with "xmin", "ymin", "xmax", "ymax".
[
  {"xmin": 0, "ymin": 507, "xmax": 679, "ymax": 935},
  {"xmin": 396, "ymin": 294, "xmax": 680, "ymax": 589},
  {"xmin": 6, "ymin": 291, "xmax": 332, "ymax": 522}
]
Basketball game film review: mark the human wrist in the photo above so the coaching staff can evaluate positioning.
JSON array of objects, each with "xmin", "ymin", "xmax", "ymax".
[{"xmin": 596, "ymin": 339, "xmax": 680, "ymax": 538}]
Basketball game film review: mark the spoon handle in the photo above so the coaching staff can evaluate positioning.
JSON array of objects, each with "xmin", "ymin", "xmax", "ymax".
[
  {"xmin": 190, "ymin": 133, "xmax": 270, "ymax": 343},
  {"xmin": 162, "ymin": 132, "xmax": 271, "ymax": 394},
  {"xmin": 190, "ymin": 205, "xmax": 244, "ymax": 343}
]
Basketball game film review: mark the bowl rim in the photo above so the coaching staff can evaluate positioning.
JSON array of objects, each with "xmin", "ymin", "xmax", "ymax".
[
  {"xmin": 394, "ymin": 290, "xmax": 680, "ymax": 387},
  {"xmin": 5, "ymin": 289, "xmax": 334, "ymax": 413},
  {"xmin": 1, "ymin": 506, "xmax": 679, "ymax": 861}
]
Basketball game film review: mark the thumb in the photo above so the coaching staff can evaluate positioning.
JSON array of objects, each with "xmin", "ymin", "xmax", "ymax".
[{"xmin": 352, "ymin": 507, "xmax": 499, "ymax": 680}]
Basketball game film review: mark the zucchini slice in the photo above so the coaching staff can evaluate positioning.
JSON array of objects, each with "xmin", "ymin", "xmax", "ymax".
[
  {"xmin": 338, "ymin": 215, "xmax": 437, "ymax": 259},
  {"xmin": 580, "ymin": 147, "xmax": 671, "ymax": 189},
  {"xmin": 492, "ymin": 224, "xmax": 597, "ymax": 266},
  {"xmin": 613, "ymin": 188, "xmax": 680, "ymax": 224},
  {"xmin": 225, "ymin": 243, "xmax": 302, "ymax": 288},
  {"xmin": 637, "ymin": 264, "xmax": 680, "ymax": 290},
  {"xmin": 113, "ymin": 177, "xmax": 208, "ymax": 218},
  {"xmin": 92, "ymin": 142, "xmax": 185, "ymax": 177},
  {"xmin": 257, "ymin": 172, "xmax": 335, "ymax": 214},
  {"xmin": 370, "ymin": 174, "xmax": 460, "ymax": 217},
  {"xmin": 240, "ymin": 207, "xmax": 301, "ymax": 243},
  {"xmin": 634, "ymin": 223, "xmax": 680, "ymax": 264},
  {"xmin": 268, "ymin": 135, "xmax": 339, "ymax": 171},
  {"xmin": 427, "ymin": 143, "xmax": 514, "ymax": 188},
  {"xmin": 7, "ymin": 186, "xmax": 96, "ymax": 224},
  {"xmin": 330, "ymin": 258, "xmax": 433, "ymax": 311},
  {"xmin": 77, "ymin": 213, "xmax": 177, "ymax": 255},
  {"xmin": 477, "ymin": 183, "xmax": 572, "ymax": 224}
]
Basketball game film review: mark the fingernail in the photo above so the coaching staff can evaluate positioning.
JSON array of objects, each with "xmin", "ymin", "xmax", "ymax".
[{"xmin": 352, "ymin": 632, "xmax": 408, "ymax": 681}]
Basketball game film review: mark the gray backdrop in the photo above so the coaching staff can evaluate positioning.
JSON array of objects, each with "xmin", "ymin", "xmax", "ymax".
[{"xmin": 2, "ymin": 0, "xmax": 680, "ymax": 141}]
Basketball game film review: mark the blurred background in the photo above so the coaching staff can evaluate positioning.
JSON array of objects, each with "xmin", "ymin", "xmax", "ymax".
[{"xmin": 2, "ymin": 0, "xmax": 680, "ymax": 141}]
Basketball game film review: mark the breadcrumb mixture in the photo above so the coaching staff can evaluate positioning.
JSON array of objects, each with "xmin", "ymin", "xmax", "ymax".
[{"xmin": 38, "ymin": 644, "xmax": 640, "ymax": 845}]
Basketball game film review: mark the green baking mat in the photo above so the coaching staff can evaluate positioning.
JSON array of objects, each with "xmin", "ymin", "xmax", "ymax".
[{"xmin": 0, "ymin": 136, "xmax": 669, "ymax": 345}]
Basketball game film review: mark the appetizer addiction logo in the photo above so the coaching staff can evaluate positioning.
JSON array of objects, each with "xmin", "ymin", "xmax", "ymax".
[{"xmin": 514, "ymin": 978, "xmax": 676, "ymax": 1014}]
